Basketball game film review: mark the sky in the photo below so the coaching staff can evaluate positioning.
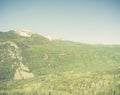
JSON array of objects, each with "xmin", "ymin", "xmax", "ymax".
[{"xmin": 0, "ymin": 0, "xmax": 120, "ymax": 44}]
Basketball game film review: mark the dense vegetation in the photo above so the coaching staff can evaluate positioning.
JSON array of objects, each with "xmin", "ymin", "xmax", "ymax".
[
  {"xmin": 0, "ymin": 31, "xmax": 120, "ymax": 95},
  {"xmin": 0, "ymin": 70, "xmax": 120, "ymax": 95}
]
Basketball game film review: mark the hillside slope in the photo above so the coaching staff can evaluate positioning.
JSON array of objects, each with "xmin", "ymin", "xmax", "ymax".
[
  {"xmin": 0, "ymin": 30, "xmax": 120, "ymax": 78},
  {"xmin": 0, "ymin": 30, "xmax": 120, "ymax": 95}
]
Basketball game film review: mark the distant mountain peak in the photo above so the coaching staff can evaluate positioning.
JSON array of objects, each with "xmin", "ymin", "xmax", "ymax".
[
  {"xmin": 44, "ymin": 34, "xmax": 64, "ymax": 41},
  {"xmin": 15, "ymin": 29, "xmax": 37, "ymax": 37}
]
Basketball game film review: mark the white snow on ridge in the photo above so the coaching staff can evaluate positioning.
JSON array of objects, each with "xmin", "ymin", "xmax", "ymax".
[
  {"xmin": 15, "ymin": 29, "xmax": 65, "ymax": 41},
  {"xmin": 15, "ymin": 29, "xmax": 37, "ymax": 37},
  {"xmin": 18, "ymin": 31, "xmax": 31, "ymax": 37},
  {"xmin": 44, "ymin": 34, "xmax": 64, "ymax": 41}
]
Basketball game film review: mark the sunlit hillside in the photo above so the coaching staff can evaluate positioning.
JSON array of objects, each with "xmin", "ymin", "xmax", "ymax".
[{"xmin": 0, "ymin": 30, "xmax": 120, "ymax": 95}]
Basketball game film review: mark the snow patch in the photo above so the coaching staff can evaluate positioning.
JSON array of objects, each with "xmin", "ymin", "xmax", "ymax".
[
  {"xmin": 44, "ymin": 34, "xmax": 64, "ymax": 41},
  {"xmin": 15, "ymin": 29, "xmax": 37, "ymax": 37}
]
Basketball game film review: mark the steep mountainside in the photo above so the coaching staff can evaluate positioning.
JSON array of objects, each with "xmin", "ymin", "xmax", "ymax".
[
  {"xmin": 0, "ymin": 30, "xmax": 120, "ymax": 95},
  {"xmin": 0, "ymin": 30, "xmax": 120, "ymax": 79}
]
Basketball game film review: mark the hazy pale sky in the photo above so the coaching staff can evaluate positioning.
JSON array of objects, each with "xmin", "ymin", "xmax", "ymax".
[{"xmin": 0, "ymin": 0, "xmax": 120, "ymax": 44}]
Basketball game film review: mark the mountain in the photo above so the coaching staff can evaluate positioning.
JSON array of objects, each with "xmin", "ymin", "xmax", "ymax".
[
  {"xmin": 0, "ymin": 30, "xmax": 120, "ymax": 95},
  {"xmin": 15, "ymin": 29, "xmax": 38, "ymax": 37},
  {"xmin": 44, "ymin": 34, "xmax": 64, "ymax": 41}
]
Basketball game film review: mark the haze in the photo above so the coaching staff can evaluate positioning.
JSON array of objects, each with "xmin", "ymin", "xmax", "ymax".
[{"xmin": 0, "ymin": 0, "xmax": 120, "ymax": 44}]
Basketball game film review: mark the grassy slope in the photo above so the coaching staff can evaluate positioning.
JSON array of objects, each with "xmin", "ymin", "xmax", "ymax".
[
  {"xmin": 0, "ymin": 31, "xmax": 120, "ymax": 95},
  {"xmin": 0, "ymin": 70, "xmax": 120, "ymax": 95},
  {"xmin": 21, "ymin": 38, "xmax": 120, "ymax": 75}
]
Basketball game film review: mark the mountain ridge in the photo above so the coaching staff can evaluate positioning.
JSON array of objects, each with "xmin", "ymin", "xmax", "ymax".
[
  {"xmin": 0, "ymin": 30, "xmax": 120, "ymax": 80},
  {"xmin": 0, "ymin": 30, "xmax": 120, "ymax": 95}
]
